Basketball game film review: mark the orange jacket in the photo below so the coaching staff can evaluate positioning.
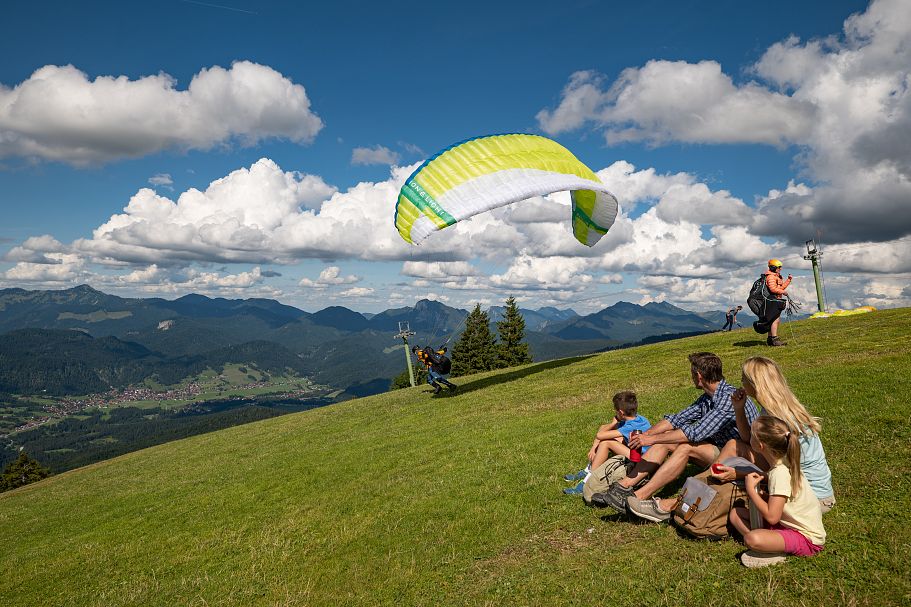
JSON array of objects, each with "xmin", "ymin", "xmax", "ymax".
[
  {"xmin": 763, "ymin": 270, "xmax": 791, "ymax": 298},
  {"xmin": 416, "ymin": 349, "xmax": 432, "ymax": 366},
  {"xmin": 416, "ymin": 348, "xmax": 445, "ymax": 367}
]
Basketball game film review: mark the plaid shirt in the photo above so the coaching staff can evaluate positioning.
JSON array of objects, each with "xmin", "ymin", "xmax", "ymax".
[{"xmin": 664, "ymin": 379, "xmax": 758, "ymax": 448}]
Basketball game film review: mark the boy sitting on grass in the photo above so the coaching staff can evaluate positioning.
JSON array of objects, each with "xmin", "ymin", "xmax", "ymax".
[{"xmin": 563, "ymin": 391, "xmax": 652, "ymax": 494}]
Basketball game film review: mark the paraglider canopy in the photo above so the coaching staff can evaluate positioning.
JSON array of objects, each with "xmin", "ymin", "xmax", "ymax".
[{"xmin": 394, "ymin": 133, "xmax": 619, "ymax": 247}]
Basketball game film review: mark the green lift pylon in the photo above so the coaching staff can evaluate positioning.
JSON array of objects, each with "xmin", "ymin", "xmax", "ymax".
[
  {"xmin": 395, "ymin": 321, "xmax": 417, "ymax": 387},
  {"xmin": 804, "ymin": 239, "xmax": 826, "ymax": 313}
]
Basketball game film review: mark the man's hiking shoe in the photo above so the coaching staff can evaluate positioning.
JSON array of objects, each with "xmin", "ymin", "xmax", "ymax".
[
  {"xmin": 740, "ymin": 551, "xmax": 787, "ymax": 568},
  {"xmin": 563, "ymin": 480, "xmax": 585, "ymax": 495},
  {"xmin": 589, "ymin": 492, "xmax": 609, "ymax": 508},
  {"xmin": 563, "ymin": 468, "xmax": 589, "ymax": 482},
  {"xmin": 626, "ymin": 496, "xmax": 671, "ymax": 523},
  {"xmin": 600, "ymin": 482, "xmax": 635, "ymax": 512},
  {"xmin": 767, "ymin": 336, "xmax": 786, "ymax": 347}
]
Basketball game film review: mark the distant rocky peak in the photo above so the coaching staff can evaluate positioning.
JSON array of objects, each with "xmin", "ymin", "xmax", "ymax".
[
  {"xmin": 643, "ymin": 301, "xmax": 688, "ymax": 315},
  {"xmin": 414, "ymin": 298, "xmax": 446, "ymax": 311},
  {"xmin": 69, "ymin": 284, "xmax": 101, "ymax": 295}
]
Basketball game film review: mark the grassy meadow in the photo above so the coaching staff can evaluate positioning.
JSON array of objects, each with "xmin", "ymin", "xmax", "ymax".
[{"xmin": 1, "ymin": 309, "xmax": 910, "ymax": 606}]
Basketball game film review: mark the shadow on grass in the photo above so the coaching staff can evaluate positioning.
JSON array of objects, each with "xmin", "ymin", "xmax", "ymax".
[
  {"xmin": 732, "ymin": 340, "xmax": 767, "ymax": 347},
  {"xmin": 669, "ymin": 524, "xmax": 731, "ymax": 543},
  {"xmin": 431, "ymin": 355, "xmax": 595, "ymax": 397},
  {"xmin": 593, "ymin": 464, "xmax": 704, "ymax": 523},
  {"xmin": 597, "ymin": 511, "xmax": 628, "ymax": 523}
]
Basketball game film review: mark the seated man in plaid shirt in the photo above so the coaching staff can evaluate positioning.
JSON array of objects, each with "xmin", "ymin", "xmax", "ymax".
[{"xmin": 595, "ymin": 352, "xmax": 759, "ymax": 520}]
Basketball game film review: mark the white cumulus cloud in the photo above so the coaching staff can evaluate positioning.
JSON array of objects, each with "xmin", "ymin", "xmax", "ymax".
[
  {"xmin": 539, "ymin": 0, "xmax": 911, "ymax": 250},
  {"xmin": 339, "ymin": 286, "xmax": 375, "ymax": 297},
  {"xmin": 537, "ymin": 63, "xmax": 815, "ymax": 145},
  {"xmin": 299, "ymin": 266, "xmax": 360, "ymax": 288},
  {"xmin": 148, "ymin": 174, "xmax": 173, "ymax": 188},
  {"xmin": 0, "ymin": 61, "xmax": 323, "ymax": 164},
  {"xmin": 351, "ymin": 145, "xmax": 400, "ymax": 166},
  {"xmin": 490, "ymin": 255, "xmax": 593, "ymax": 291},
  {"xmin": 400, "ymin": 261, "xmax": 481, "ymax": 280}
]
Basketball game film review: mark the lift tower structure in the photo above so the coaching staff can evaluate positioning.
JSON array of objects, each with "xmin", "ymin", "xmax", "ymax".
[
  {"xmin": 394, "ymin": 321, "xmax": 417, "ymax": 387},
  {"xmin": 804, "ymin": 239, "xmax": 827, "ymax": 313}
]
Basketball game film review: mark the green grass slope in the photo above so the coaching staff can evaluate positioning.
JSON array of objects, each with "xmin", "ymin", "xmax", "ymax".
[{"xmin": 2, "ymin": 309, "xmax": 910, "ymax": 606}]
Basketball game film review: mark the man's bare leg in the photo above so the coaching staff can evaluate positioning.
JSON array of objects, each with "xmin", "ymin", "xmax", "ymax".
[
  {"xmin": 617, "ymin": 443, "xmax": 670, "ymax": 489},
  {"xmin": 657, "ymin": 496, "xmax": 678, "ymax": 512},
  {"xmin": 717, "ymin": 438, "xmax": 738, "ymax": 462},
  {"xmin": 632, "ymin": 443, "xmax": 718, "ymax": 500}
]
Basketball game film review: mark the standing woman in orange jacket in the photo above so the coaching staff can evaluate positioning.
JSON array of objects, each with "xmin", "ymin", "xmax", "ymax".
[{"xmin": 761, "ymin": 259, "xmax": 792, "ymax": 347}]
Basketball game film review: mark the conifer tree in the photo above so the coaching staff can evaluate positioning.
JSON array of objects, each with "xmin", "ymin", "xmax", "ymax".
[
  {"xmin": 0, "ymin": 451, "xmax": 50, "ymax": 492},
  {"xmin": 496, "ymin": 296, "xmax": 532, "ymax": 368},
  {"xmin": 450, "ymin": 304, "xmax": 496, "ymax": 377}
]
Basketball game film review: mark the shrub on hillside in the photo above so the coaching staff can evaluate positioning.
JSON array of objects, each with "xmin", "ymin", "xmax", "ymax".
[{"xmin": 0, "ymin": 451, "xmax": 50, "ymax": 492}]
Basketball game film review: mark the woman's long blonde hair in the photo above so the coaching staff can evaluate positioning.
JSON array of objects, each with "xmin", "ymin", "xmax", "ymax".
[{"xmin": 741, "ymin": 356, "xmax": 821, "ymax": 435}]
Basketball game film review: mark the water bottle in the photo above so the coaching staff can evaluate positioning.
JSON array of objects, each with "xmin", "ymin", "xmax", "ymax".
[{"xmin": 629, "ymin": 430, "xmax": 642, "ymax": 462}]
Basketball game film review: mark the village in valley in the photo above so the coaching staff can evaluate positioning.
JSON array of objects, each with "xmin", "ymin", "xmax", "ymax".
[{"xmin": 1, "ymin": 365, "xmax": 325, "ymax": 436}]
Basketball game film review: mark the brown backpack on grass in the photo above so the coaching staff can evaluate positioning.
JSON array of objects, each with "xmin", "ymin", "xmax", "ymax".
[
  {"xmin": 582, "ymin": 455, "xmax": 642, "ymax": 506},
  {"xmin": 670, "ymin": 468, "xmax": 749, "ymax": 540}
]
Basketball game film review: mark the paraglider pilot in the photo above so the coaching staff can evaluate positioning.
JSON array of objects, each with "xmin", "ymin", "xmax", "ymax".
[
  {"xmin": 412, "ymin": 345, "xmax": 457, "ymax": 394},
  {"xmin": 758, "ymin": 259, "xmax": 792, "ymax": 347}
]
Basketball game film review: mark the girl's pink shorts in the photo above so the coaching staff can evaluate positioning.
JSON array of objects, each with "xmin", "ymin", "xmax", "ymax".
[{"xmin": 769, "ymin": 523, "xmax": 824, "ymax": 556}]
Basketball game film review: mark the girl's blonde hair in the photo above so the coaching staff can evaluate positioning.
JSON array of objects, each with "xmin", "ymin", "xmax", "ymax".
[
  {"xmin": 752, "ymin": 416, "xmax": 803, "ymax": 497},
  {"xmin": 741, "ymin": 356, "xmax": 821, "ymax": 435}
]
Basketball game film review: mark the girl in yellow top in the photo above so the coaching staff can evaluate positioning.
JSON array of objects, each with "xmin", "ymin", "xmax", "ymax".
[{"xmin": 729, "ymin": 416, "xmax": 826, "ymax": 568}]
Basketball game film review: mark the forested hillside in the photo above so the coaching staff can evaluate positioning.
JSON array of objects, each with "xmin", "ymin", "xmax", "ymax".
[{"xmin": 0, "ymin": 329, "xmax": 309, "ymax": 395}]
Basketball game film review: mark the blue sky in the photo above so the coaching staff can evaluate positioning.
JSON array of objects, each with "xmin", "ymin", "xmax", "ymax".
[{"xmin": 1, "ymin": 0, "xmax": 908, "ymax": 313}]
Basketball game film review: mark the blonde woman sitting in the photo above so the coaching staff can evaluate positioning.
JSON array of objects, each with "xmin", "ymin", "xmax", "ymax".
[{"xmin": 715, "ymin": 356, "xmax": 835, "ymax": 513}]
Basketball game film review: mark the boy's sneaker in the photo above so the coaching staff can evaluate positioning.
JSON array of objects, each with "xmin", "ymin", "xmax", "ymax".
[
  {"xmin": 432, "ymin": 383, "xmax": 442, "ymax": 394},
  {"xmin": 562, "ymin": 480, "xmax": 585, "ymax": 495},
  {"xmin": 626, "ymin": 496, "xmax": 671, "ymax": 523},
  {"xmin": 563, "ymin": 468, "xmax": 589, "ymax": 482},
  {"xmin": 740, "ymin": 551, "xmax": 787, "ymax": 568},
  {"xmin": 599, "ymin": 482, "xmax": 635, "ymax": 512},
  {"xmin": 767, "ymin": 336, "xmax": 786, "ymax": 347}
]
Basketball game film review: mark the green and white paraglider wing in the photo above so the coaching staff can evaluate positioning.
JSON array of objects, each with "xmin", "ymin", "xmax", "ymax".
[{"xmin": 394, "ymin": 133, "xmax": 619, "ymax": 247}]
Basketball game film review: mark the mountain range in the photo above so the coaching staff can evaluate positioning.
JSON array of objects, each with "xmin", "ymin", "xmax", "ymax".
[{"xmin": 0, "ymin": 285, "xmax": 744, "ymax": 397}]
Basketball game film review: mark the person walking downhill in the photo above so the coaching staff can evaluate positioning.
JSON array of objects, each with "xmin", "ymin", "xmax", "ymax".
[
  {"xmin": 757, "ymin": 259, "xmax": 791, "ymax": 347},
  {"xmin": 722, "ymin": 305, "xmax": 742, "ymax": 331}
]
